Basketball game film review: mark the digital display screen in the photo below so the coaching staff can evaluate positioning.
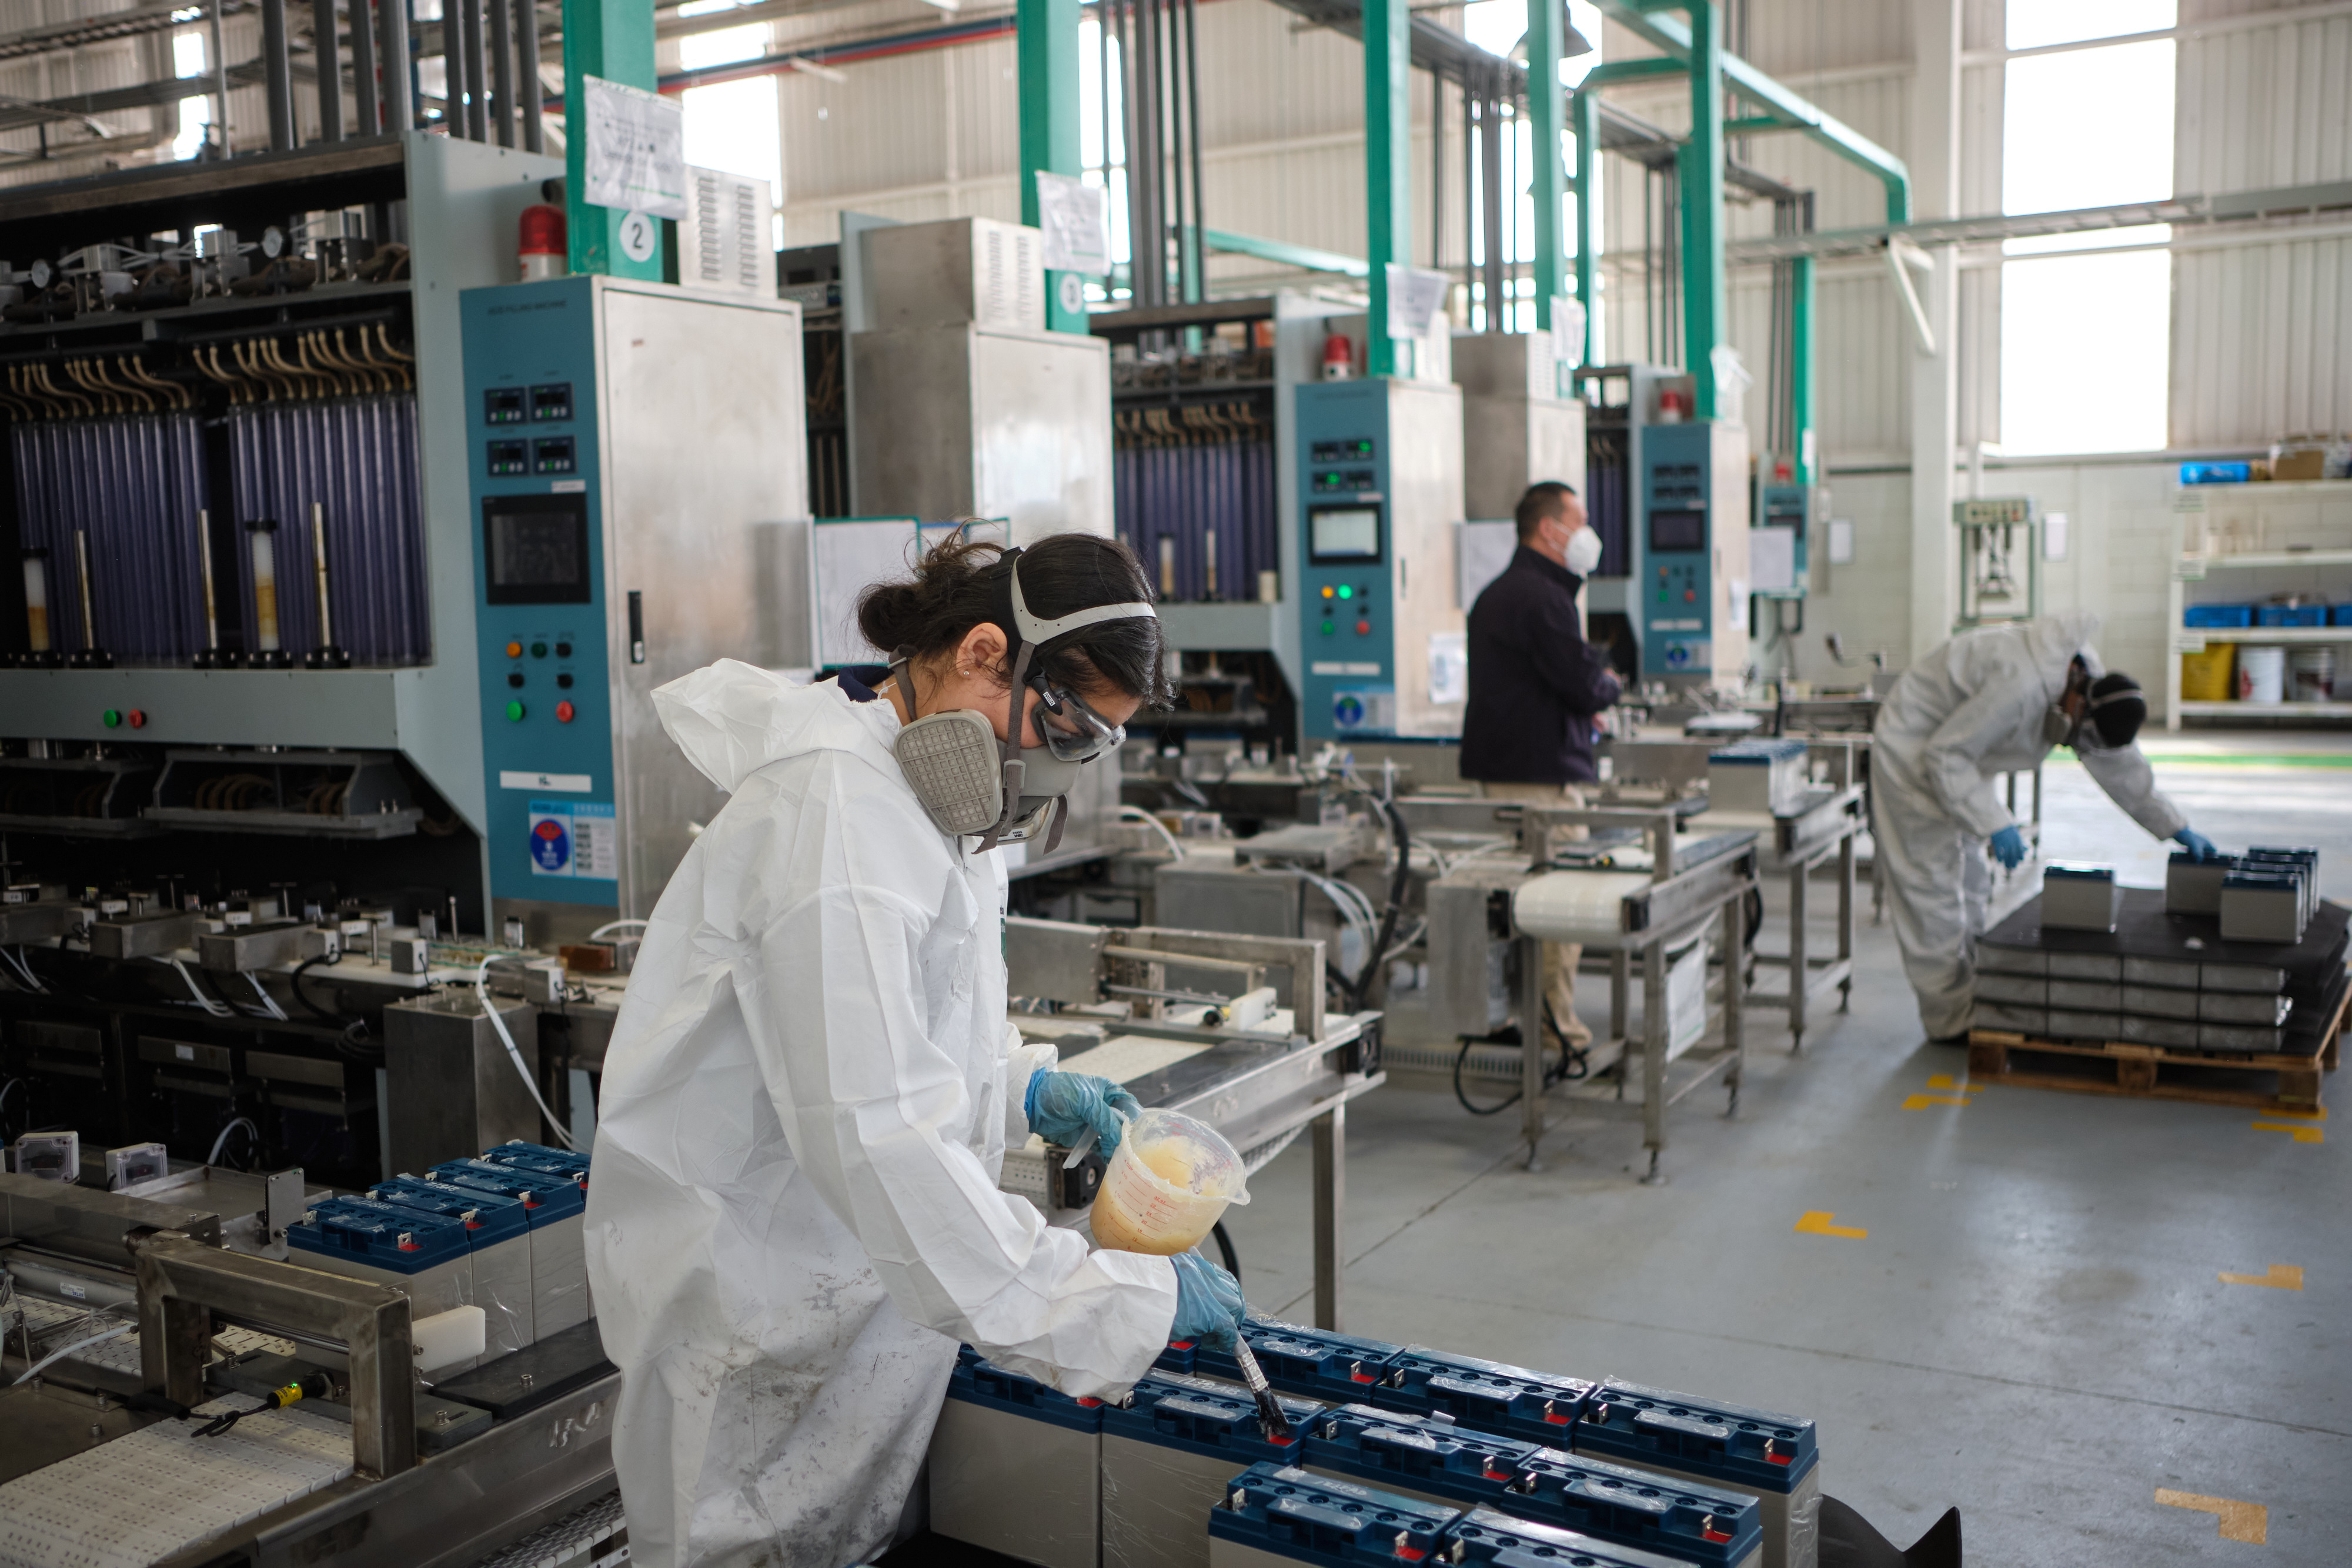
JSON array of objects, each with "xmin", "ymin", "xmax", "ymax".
[
  {"xmin": 1310, "ymin": 506, "xmax": 1382, "ymax": 562},
  {"xmin": 484, "ymin": 496, "xmax": 592, "ymax": 604},
  {"xmin": 1649, "ymin": 509, "xmax": 1705, "ymax": 552}
]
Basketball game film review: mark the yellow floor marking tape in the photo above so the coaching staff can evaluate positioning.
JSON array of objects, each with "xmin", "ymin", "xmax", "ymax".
[
  {"xmin": 2155, "ymin": 1489, "xmax": 2267, "ymax": 1544},
  {"xmin": 2251, "ymin": 1121, "xmax": 2324, "ymax": 1144},
  {"xmin": 2217, "ymin": 1264, "xmax": 2303, "ymax": 1290},
  {"xmin": 1901, "ymin": 1093, "xmax": 1973, "ymax": 1110},
  {"xmin": 1926, "ymin": 1073, "xmax": 1973, "ymax": 1092},
  {"xmin": 1793, "ymin": 1211, "xmax": 1867, "ymax": 1239}
]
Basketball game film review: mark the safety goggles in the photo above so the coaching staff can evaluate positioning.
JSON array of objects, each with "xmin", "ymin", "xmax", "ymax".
[{"xmin": 1025, "ymin": 676, "xmax": 1127, "ymax": 762}]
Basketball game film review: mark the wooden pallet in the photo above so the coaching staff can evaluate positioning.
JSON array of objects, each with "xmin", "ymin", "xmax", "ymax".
[{"xmin": 1967, "ymin": 981, "xmax": 2345, "ymax": 1112}]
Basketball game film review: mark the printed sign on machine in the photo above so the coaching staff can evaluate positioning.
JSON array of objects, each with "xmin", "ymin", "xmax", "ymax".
[{"xmin": 529, "ymin": 799, "xmax": 618, "ymax": 880}]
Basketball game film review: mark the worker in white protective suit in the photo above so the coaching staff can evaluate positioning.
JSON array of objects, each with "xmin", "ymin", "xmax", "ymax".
[
  {"xmin": 585, "ymin": 532, "xmax": 1251, "ymax": 1568},
  {"xmin": 1870, "ymin": 610, "xmax": 2218, "ymax": 1043}
]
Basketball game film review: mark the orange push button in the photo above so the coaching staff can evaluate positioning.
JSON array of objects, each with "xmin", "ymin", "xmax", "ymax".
[{"xmin": 505, "ymin": 640, "xmax": 523, "ymax": 658}]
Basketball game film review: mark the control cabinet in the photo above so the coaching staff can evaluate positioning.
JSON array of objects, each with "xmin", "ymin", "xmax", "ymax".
[
  {"xmin": 1754, "ymin": 479, "xmax": 1811, "ymax": 599},
  {"xmin": 462, "ymin": 275, "xmax": 807, "ymax": 943},
  {"xmin": 1294, "ymin": 378, "xmax": 1465, "ymax": 740},
  {"xmin": 1637, "ymin": 420, "xmax": 1750, "ymax": 689}
]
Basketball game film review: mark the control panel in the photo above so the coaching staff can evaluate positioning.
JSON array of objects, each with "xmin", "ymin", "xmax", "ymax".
[
  {"xmin": 1297, "ymin": 382, "xmax": 1396, "ymax": 737},
  {"xmin": 1640, "ymin": 423, "xmax": 1717, "ymax": 681},
  {"xmin": 1753, "ymin": 479, "xmax": 1810, "ymax": 600},
  {"xmin": 462, "ymin": 277, "xmax": 617, "ymax": 907}
]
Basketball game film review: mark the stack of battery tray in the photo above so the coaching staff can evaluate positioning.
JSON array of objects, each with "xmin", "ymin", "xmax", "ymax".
[{"xmin": 1973, "ymin": 882, "xmax": 2348, "ymax": 1056}]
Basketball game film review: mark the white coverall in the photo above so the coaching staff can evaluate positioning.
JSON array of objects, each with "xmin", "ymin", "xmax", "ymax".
[
  {"xmin": 584, "ymin": 660, "xmax": 1180, "ymax": 1568},
  {"xmin": 1870, "ymin": 611, "xmax": 2186, "ymax": 1039}
]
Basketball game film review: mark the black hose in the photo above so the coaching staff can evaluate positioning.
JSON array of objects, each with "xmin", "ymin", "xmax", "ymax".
[
  {"xmin": 1212, "ymin": 1220, "xmax": 1241, "ymax": 1282},
  {"xmin": 1453, "ymin": 1037, "xmax": 1521, "ymax": 1115},
  {"xmin": 290, "ymin": 952, "xmax": 348, "ymax": 1025},
  {"xmin": 1339, "ymin": 788, "xmax": 1412, "ymax": 1013}
]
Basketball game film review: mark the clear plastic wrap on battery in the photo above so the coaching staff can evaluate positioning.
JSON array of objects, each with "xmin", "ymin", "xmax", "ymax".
[
  {"xmin": 1785, "ymin": 1465, "xmax": 1822, "ymax": 1568},
  {"xmin": 1100, "ymin": 1439, "xmax": 1249, "ymax": 1568}
]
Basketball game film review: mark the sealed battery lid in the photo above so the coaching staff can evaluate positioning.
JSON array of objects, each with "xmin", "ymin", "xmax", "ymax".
[
  {"xmin": 1442, "ymin": 1506, "xmax": 1694, "ymax": 1568},
  {"xmin": 289, "ymin": 1195, "xmax": 470, "ymax": 1273},
  {"xmin": 1369, "ymin": 1346, "xmax": 1596, "ymax": 1443},
  {"xmin": 1304, "ymin": 1402, "xmax": 1546, "ymax": 1510},
  {"xmin": 1102, "ymin": 1370, "xmax": 1317, "ymax": 1461},
  {"xmin": 427, "ymin": 1157, "xmax": 587, "ymax": 1223},
  {"xmin": 368, "ymin": 1175, "xmax": 532, "ymax": 1249},
  {"xmin": 478, "ymin": 1138, "xmax": 590, "ymax": 1186},
  {"xmin": 1577, "ymin": 1378, "xmax": 1819, "ymax": 1492},
  {"xmin": 946, "ymin": 1346, "xmax": 1107, "ymax": 1434},
  {"xmin": 1195, "ymin": 1317, "xmax": 1404, "ymax": 1401},
  {"xmin": 1507, "ymin": 1445, "xmax": 1765, "ymax": 1567},
  {"xmin": 1208, "ymin": 1462, "xmax": 1456, "ymax": 1566}
]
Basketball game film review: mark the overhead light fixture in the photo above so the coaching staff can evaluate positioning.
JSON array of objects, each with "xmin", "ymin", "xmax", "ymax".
[{"xmin": 787, "ymin": 57, "xmax": 848, "ymax": 83}]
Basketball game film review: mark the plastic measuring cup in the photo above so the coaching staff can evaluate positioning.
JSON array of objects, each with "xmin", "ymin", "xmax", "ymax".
[{"xmin": 1088, "ymin": 1107, "xmax": 1250, "ymax": 1255}]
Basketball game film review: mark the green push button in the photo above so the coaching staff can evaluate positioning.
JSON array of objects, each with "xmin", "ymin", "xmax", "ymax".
[
  {"xmin": 505, "ymin": 700, "xmax": 526, "ymax": 722},
  {"xmin": 101, "ymin": 709, "xmax": 122, "ymax": 728},
  {"xmin": 1336, "ymin": 585, "xmax": 1352, "ymax": 600},
  {"xmin": 531, "ymin": 641, "xmax": 548, "ymax": 658},
  {"xmin": 1320, "ymin": 619, "xmax": 1335, "ymax": 636}
]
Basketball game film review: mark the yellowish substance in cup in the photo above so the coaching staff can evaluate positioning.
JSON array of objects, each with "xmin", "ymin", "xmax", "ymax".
[{"xmin": 1090, "ymin": 1145, "xmax": 1201, "ymax": 1255}]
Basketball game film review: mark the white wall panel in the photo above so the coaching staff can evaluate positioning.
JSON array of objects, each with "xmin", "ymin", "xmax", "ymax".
[{"xmin": 0, "ymin": 1, "xmax": 183, "ymax": 189}]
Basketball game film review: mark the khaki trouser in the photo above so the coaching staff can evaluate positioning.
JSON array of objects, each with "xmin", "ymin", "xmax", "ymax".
[{"xmin": 1478, "ymin": 780, "xmax": 1592, "ymax": 1048}]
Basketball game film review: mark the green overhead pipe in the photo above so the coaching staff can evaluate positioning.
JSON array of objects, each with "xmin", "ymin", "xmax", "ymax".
[
  {"xmin": 1017, "ymin": 0, "xmax": 1087, "ymax": 333},
  {"xmin": 1364, "ymin": 0, "xmax": 1411, "ymax": 376},
  {"xmin": 1599, "ymin": 0, "xmax": 1912, "ymax": 223},
  {"xmin": 1573, "ymin": 86, "xmax": 1598, "ymax": 367},
  {"xmin": 1676, "ymin": 0, "xmax": 1727, "ymax": 417},
  {"xmin": 1201, "ymin": 227, "xmax": 1369, "ymax": 278},
  {"xmin": 563, "ymin": 0, "xmax": 663, "ymax": 279},
  {"xmin": 1791, "ymin": 252, "xmax": 1816, "ymax": 482}
]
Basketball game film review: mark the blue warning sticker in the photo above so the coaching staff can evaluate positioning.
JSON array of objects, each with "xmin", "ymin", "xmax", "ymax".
[{"xmin": 528, "ymin": 799, "xmax": 617, "ymax": 880}]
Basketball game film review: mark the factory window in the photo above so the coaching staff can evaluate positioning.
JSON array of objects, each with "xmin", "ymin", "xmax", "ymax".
[
  {"xmin": 1081, "ymin": 14, "xmax": 1127, "ymax": 302},
  {"xmin": 1460, "ymin": 2, "xmax": 1603, "ymax": 335},
  {"xmin": 679, "ymin": 0, "xmax": 784, "ymax": 249},
  {"xmin": 1997, "ymin": 2, "xmax": 2177, "ymax": 454},
  {"xmin": 173, "ymin": 29, "xmax": 209, "ymax": 161}
]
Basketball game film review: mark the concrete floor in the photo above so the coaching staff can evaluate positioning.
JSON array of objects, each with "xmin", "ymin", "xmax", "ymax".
[{"xmin": 1222, "ymin": 734, "xmax": 2350, "ymax": 1565}]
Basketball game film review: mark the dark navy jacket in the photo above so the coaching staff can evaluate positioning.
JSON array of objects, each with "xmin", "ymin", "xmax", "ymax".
[{"xmin": 1460, "ymin": 545, "xmax": 1622, "ymax": 784}]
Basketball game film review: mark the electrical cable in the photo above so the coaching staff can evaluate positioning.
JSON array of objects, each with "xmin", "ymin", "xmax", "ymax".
[
  {"xmin": 207, "ymin": 1116, "xmax": 260, "ymax": 1169},
  {"xmin": 586, "ymin": 918, "xmax": 646, "ymax": 942},
  {"xmin": 1117, "ymin": 804, "xmax": 1188, "ymax": 861},
  {"xmin": 10, "ymin": 1306, "xmax": 138, "ymax": 1387},
  {"xmin": 470, "ymin": 954, "xmax": 576, "ymax": 1150},
  {"xmin": 244, "ymin": 974, "xmax": 289, "ymax": 1022},
  {"xmin": 165, "ymin": 958, "xmax": 233, "ymax": 1017},
  {"xmin": 4, "ymin": 947, "xmax": 48, "ymax": 993},
  {"xmin": 290, "ymin": 952, "xmax": 350, "ymax": 1025},
  {"xmin": 1211, "ymin": 1219, "xmax": 1241, "ymax": 1283}
]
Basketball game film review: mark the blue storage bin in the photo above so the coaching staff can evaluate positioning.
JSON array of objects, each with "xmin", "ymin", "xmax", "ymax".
[
  {"xmin": 2333, "ymin": 604, "xmax": 2352, "ymax": 627},
  {"xmin": 2179, "ymin": 461, "xmax": 2251, "ymax": 485},
  {"xmin": 2256, "ymin": 604, "xmax": 2326, "ymax": 627},
  {"xmin": 2183, "ymin": 604, "xmax": 2253, "ymax": 628}
]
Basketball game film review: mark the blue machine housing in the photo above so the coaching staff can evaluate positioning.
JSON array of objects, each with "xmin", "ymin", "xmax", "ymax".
[
  {"xmin": 290, "ymin": 1195, "xmax": 472, "ymax": 1273},
  {"xmin": 946, "ymin": 1347, "xmax": 1106, "ymax": 1435},
  {"xmin": 1101, "ymin": 1372, "xmax": 1319, "ymax": 1466},
  {"xmin": 1195, "ymin": 1319, "xmax": 1405, "ymax": 1402},
  {"xmin": 1440, "ymin": 1506, "xmax": 1692, "ymax": 1568},
  {"xmin": 366, "ymin": 1176, "xmax": 533, "ymax": 1251},
  {"xmin": 461, "ymin": 276, "xmax": 617, "ymax": 910},
  {"xmin": 1575, "ymin": 1379, "xmax": 1819, "ymax": 1496},
  {"xmin": 1295, "ymin": 380, "xmax": 1398, "ymax": 740},
  {"xmin": 1208, "ymin": 1462, "xmax": 1456, "ymax": 1566},
  {"xmin": 427, "ymin": 1157, "xmax": 588, "ymax": 1225},
  {"xmin": 1365, "ymin": 1347, "xmax": 1596, "ymax": 1445}
]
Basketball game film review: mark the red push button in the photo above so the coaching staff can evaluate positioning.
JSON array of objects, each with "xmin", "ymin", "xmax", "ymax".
[
  {"xmin": 556, "ymin": 700, "xmax": 576, "ymax": 723},
  {"xmin": 1684, "ymin": 589, "xmax": 1697, "ymax": 602},
  {"xmin": 1355, "ymin": 619, "xmax": 1371, "ymax": 635},
  {"xmin": 126, "ymin": 709, "xmax": 146, "ymax": 728}
]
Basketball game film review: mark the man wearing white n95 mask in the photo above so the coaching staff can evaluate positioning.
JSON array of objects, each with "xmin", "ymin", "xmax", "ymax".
[
  {"xmin": 1461, "ymin": 481, "xmax": 1623, "ymax": 1053},
  {"xmin": 584, "ymin": 531, "xmax": 1248, "ymax": 1568},
  {"xmin": 1872, "ymin": 609, "xmax": 2219, "ymax": 1045}
]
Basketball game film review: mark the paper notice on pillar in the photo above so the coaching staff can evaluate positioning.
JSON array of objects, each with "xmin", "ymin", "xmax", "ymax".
[
  {"xmin": 582, "ymin": 75, "xmax": 687, "ymax": 219},
  {"xmin": 1385, "ymin": 263, "xmax": 1450, "ymax": 339},
  {"xmin": 1551, "ymin": 296, "xmax": 1586, "ymax": 369},
  {"xmin": 1748, "ymin": 527, "xmax": 1797, "ymax": 594},
  {"xmin": 1428, "ymin": 631, "xmax": 1468, "ymax": 705},
  {"xmin": 1035, "ymin": 172, "xmax": 1111, "ymax": 276}
]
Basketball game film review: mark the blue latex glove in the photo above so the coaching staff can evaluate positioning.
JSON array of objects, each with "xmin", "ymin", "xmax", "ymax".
[
  {"xmin": 2174, "ymin": 827, "xmax": 2220, "ymax": 862},
  {"xmin": 1167, "ymin": 1252, "xmax": 1248, "ymax": 1350},
  {"xmin": 1989, "ymin": 825, "xmax": 2028, "ymax": 871},
  {"xmin": 1024, "ymin": 1071, "xmax": 1141, "ymax": 1158}
]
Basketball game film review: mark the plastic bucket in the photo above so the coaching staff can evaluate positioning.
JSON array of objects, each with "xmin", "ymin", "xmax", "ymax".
[
  {"xmin": 1090, "ymin": 1108, "xmax": 1250, "ymax": 1255},
  {"xmin": 2179, "ymin": 641, "xmax": 2234, "ymax": 702},
  {"xmin": 2237, "ymin": 645, "xmax": 2286, "ymax": 703},
  {"xmin": 2289, "ymin": 646, "xmax": 2335, "ymax": 703}
]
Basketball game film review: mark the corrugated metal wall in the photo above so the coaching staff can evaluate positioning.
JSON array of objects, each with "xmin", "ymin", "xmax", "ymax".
[
  {"xmin": 2171, "ymin": 3, "xmax": 2352, "ymax": 445},
  {"xmin": 0, "ymin": 0, "xmax": 181, "ymax": 189}
]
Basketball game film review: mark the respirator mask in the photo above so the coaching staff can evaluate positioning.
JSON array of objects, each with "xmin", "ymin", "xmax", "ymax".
[
  {"xmin": 2042, "ymin": 667, "xmax": 2142, "ymax": 753},
  {"xmin": 890, "ymin": 550, "xmax": 1155, "ymax": 853},
  {"xmin": 1563, "ymin": 522, "xmax": 1604, "ymax": 577}
]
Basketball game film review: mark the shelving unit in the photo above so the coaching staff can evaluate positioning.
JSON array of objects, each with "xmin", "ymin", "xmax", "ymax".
[{"xmin": 2164, "ymin": 481, "xmax": 2352, "ymax": 728}]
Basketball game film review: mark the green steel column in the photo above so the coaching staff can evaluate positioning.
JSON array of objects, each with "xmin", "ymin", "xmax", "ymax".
[
  {"xmin": 1791, "ymin": 252, "xmax": 1816, "ymax": 482},
  {"xmin": 1573, "ymin": 88, "xmax": 1599, "ymax": 369},
  {"xmin": 1528, "ymin": 0, "xmax": 1566, "ymax": 376},
  {"xmin": 563, "ymin": 0, "xmax": 662, "ymax": 280},
  {"xmin": 1678, "ymin": 0, "xmax": 1727, "ymax": 416},
  {"xmin": 1019, "ymin": 0, "xmax": 1087, "ymax": 333},
  {"xmin": 1364, "ymin": 0, "xmax": 1411, "ymax": 377}
]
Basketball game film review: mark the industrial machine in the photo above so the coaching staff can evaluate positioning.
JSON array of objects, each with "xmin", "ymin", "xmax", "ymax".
[
  {"xmin": 1451, "ymin": 327, "xmax": 1589, "ymax": 631},
  {"xmin": 1638, "ymin": 419, "xmax": 1752, "ymax": 688},
  {"xmin": 1295, "ymin": 373, "xmax": 1466, "ymax": 742},
  {"xmin": 462, "ymin": 273, "xmax": 806, "ymax": 946},
  {"xmin": 1953, "ymin": 494, "xmax": 2043, "ymax": 630},
  {"xmin": 0, "ymin": 130, "xmax": 806, "ymax": 1195}
]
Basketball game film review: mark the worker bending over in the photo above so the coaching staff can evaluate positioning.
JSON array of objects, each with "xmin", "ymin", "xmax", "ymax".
[
  {"xmin": 1872, "ymin": 610, "xmax": 2217, "ymax": 1044},
  {"xmin": 1460, "ymin": 480, "xmax": 1622, "ymax": 1049},
  {"xmin": 584, "ymin": 534, "xmax": 1248, "ymax": 1568}
]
